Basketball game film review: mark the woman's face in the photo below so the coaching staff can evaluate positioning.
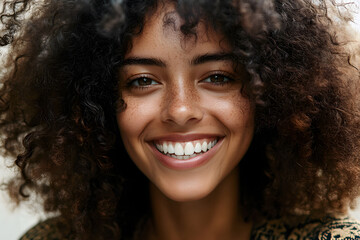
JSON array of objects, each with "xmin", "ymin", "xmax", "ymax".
[{"xmin": 117, "ymin": 4, "xmax": 254, "ymax": 202}]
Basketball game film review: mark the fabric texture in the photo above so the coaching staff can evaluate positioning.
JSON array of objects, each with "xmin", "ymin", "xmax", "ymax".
[
  {"xmin": 251, "ymin": 216, "xmax": 360, "ymax": 240},
  {"xmin": 19, "ymin": 216, "xmax": 360, "ymax": 240},
  {"xmin": 19, "ymin": 217, "xmax": 72, "ymax": 240}
]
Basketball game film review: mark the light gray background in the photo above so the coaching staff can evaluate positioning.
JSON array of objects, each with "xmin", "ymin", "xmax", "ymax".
[{"xmin": 1, "ymin": 1, "xmax": 360, "ymax": 239}]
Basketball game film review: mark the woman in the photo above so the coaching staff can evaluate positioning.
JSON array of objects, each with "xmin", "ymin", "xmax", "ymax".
[{"xmin": 1, "ymin": 0, "xmax": 360, "ymax": 239}]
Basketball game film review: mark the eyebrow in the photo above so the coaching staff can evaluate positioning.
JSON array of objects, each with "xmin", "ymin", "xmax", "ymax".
[
  {"xmin": 121, "ymin": 57, "xmax": 166, "ymax": 67},
  {"xmin": 190, "ymin": 53, "xmax": 237, "ymax": 65},
  {"xmin": 121, "ymin": 53, "xmax": 237, "ymax": 67}
]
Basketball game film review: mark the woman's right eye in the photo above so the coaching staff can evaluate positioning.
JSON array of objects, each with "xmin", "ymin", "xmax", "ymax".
[{"xmin": 129, "ymin": 77, "xmax": 160, "ymax": 87}]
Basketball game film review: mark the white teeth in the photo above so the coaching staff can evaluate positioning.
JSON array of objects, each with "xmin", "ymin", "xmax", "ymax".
[
  {"xmin": 156, "ymin": 144, "xmax": 163, "ymax": 152},
  {"xmin": 201, "ymin": 142, "xmax": 208, "ymax": 152},
  {"xmin": 174, "ymin": 143, "xmax": 184, "ymax": 155},
  {"xmin": 156, "ymin": 139, "xmax": 219, "ymax": 158},
  {"xmin": 194, "ymin": 143, "xmax": 202, "ymax": 153},
  {"xmin": 184, "ymin": 142, "xmax": 194, "ymax": 155},
  {"xmin": 163, "ymin": 142, "xmax": 168, "ymax": 154},
  {"xmin": 170, "ymin": 154, "xmax": 195, "ymax": 160},
  {"xmin": 174, "ymin": 155, "xmax": 184, "ymax": 160},
  {"xmin": 168, "ymin": 143, "xmax": 175, "ymax": 154}
]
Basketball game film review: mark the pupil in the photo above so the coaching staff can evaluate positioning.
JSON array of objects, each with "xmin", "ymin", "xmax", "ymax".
[
  {"xmin": 139, "ymin": 78, "xmax": 151, "ymax": 86},
  {"xmin": 211, "ymin": 75, "xmax": 224, "ymax": 82}
]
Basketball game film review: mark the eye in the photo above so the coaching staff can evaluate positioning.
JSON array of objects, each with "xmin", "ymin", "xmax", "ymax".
[
  {"xmin": 129, "ymin": 77, "xmax": 159, "ymax": 87},
  {"xmin": 202, "ymin": 74, "xmax": 233, "ymax": 85}
]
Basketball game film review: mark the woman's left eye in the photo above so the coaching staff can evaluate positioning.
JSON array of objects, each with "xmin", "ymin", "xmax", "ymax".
[{"xmin": 202, "ymin": 74, "xmax": 233, "ymax": 85}]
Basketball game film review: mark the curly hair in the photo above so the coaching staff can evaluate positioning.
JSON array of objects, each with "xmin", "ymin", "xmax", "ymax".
[{"xmin": 1, "ymin": 0, "xmax": 360, "ymax": 239}]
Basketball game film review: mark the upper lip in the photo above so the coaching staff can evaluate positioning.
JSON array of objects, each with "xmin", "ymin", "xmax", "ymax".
[{"xmin": 147, "ymin": 133, "xmax": 224, "ymax": 142}]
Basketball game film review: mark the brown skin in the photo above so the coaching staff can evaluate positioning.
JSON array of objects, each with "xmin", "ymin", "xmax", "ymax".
[
  {"xmin": 117, "ymin": 3, "xmax": 253, "ymax": 240},
  {"xmin": 146, "ymin": 168, "xmax": 252, "ymax": 240}
]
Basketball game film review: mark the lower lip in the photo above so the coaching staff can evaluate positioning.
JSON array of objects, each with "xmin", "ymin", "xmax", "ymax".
[{"xmin": 150, "ymin": 138, "xmax": 223, "ymax": 170}]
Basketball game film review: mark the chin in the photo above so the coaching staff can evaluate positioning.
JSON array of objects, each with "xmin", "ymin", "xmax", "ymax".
[
  {"xmin": 157, "ymin": 178, "xmax": 217, "ymax": 202},
  {"xmin": 165, "ymin": 190, "xmax": 213, "ymax": 203}
]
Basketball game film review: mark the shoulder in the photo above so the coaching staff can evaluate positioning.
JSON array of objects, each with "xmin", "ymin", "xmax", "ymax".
[
  {"xmin": 311, "ymin": 217, "xmax": 360, "ymax": 240},
  {"xmin": 19, "ymin": 217, "xmax": 72, "ymax": 240},
  {"xmin": 251, "ymin": 216, "xmax": 360, "ymax": 240}
]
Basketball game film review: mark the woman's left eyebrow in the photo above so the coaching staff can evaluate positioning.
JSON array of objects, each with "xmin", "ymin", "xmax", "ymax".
[{"xmin": 191, "ymin": 53, "xmax": 237, "ymax": 65}]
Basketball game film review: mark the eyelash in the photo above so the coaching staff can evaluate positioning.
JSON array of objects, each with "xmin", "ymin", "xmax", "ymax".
[
  {"xmin": 126, "ymin": 75, "xmax": 160, "ymax": 89},
  {"xmin": 201, "ymin": 72, "xmax": 235, "ymax": 86}
]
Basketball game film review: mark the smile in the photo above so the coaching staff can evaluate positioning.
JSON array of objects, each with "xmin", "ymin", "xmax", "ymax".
[
  {"xmin": 154, "ymin": 138, "xmax": 219, "ymax": 160},
  {"xmin": 149, "ymin": 134, "xmax": 224, "ymax": 170}
]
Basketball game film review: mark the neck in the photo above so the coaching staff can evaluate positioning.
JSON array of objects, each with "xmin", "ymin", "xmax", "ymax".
[{"xmin": 145, "ymin": 168, "xmax": 252, "ymax": 240}]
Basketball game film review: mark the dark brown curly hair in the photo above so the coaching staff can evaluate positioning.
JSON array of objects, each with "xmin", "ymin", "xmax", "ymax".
[{"xmin": 1, "ymin": 0, "xmax": 360, "ymax": 239}]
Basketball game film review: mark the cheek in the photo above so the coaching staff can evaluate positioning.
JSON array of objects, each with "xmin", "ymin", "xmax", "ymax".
[
  {"xmin": 116, "ymin": 95, "xmax": 160, "ymax": 140},
  {"xmin": 230, "ymin": 98, "xmax": 254, "ymax": 129},
  {"xmin": 206, "ymin": 92, "xmax": 254, "ymax": 131},
  {"xmin": 116, "ymin": 95, "xmax": 160, "ymax": 173}
]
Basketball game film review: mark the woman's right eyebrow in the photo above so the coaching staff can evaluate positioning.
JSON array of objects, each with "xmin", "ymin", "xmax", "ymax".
[{"xmin": 121, "ymin": 57, "xmax": 166, "ymax": 67}]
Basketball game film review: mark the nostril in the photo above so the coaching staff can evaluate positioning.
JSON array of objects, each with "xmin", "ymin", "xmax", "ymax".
[
  {"xmin": 161, "ymin": 107, "xmax": 203, "ymax": 126},
  {"xmin": 161, "ymin": 99, "xmax": 203, "ymax": 125}
]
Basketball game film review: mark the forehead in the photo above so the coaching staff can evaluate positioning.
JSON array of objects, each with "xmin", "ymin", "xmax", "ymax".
[{"xmin": 127, "ymin": 2, "xmax": 230, "ymax": 56}]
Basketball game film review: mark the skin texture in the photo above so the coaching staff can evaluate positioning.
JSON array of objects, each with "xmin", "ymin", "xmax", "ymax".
[{"xmin": 117, "ymin": 4, "xmax": 254, "ymax": 239}]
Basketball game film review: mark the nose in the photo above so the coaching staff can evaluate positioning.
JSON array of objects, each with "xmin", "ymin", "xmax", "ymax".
[{"xmin": 161, "ymin": 80, "xmax": 203, "ymax": 127}]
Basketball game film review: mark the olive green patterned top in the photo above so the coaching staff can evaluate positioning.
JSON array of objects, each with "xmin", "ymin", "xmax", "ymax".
[{"xmin": 20, "ymin": 216, "xmax": 360, "ymax": 240}]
